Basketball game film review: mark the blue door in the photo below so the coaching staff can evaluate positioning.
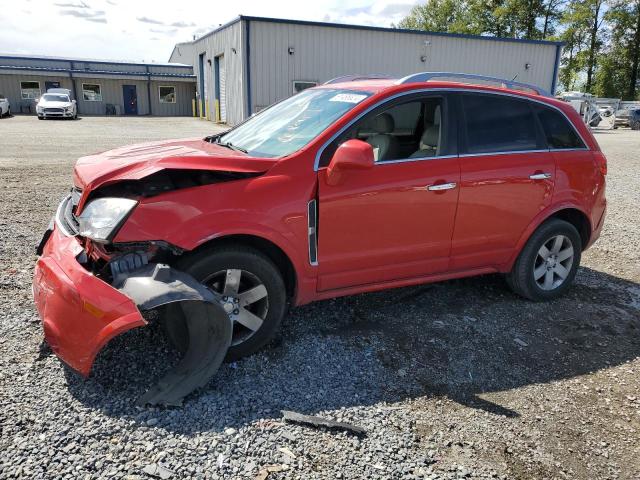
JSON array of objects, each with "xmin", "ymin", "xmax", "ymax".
[{"xmin": 123, "ymin": 85, "xmax": 138, "ymax": 115}]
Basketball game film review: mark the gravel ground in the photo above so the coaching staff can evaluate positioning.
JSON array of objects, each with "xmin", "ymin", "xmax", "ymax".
[{"xmin": 1, "ymin": 116, "xmax": 639, "ymax": 480}]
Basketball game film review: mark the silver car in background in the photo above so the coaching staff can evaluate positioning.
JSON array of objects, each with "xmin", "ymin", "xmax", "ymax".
[
  {"xmin": 0, "ymin": 95, "xmax": 10, "ymax": 117},
  {"xmin": 36, "ymin": 92, "xmax": 78, "ymax": 120}
]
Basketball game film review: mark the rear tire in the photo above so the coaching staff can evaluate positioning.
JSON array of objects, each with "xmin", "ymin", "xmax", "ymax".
[
  {"xmin": 172, "ymin": 246, "xmax": 287, "ymax": 361},
  {"xmin": 506, "ymin": 219, "xmax": 582, "ymax": 301},
  {"xmin": 631, "ymin": 120, "xmax": 640, "ymax": 130}
]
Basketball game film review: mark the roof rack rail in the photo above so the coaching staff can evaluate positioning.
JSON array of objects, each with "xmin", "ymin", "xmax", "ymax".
[
  {"xmin": 396, "ymin": 72, "xmax": 551, "ymax": 97},
  {"xmin": 324, "ymin": 74, "xmax": 392, "ymax": 85}
]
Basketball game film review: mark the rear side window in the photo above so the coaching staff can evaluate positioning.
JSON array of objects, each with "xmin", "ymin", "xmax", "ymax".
[
  {"xmin": 461, "ymin": 94, "xmax": 540, "ymax": 154},
  {"xmin": 535, "ymin": 106, "xmax": 586, "ymax": 149}
]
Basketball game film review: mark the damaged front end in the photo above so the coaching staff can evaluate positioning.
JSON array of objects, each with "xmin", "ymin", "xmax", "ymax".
[{"xmin": 33, "ymin": 190, "xmax": 232, "ymax": 406}]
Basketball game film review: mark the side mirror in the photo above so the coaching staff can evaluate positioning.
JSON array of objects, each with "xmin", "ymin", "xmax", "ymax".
[
  {"xmin": 72, "ymin": 99, "xmax": 77, "ymax": 103},
  {"xmin": 326, "ymin": 139, "xmax": 374, "ymax": 186}
]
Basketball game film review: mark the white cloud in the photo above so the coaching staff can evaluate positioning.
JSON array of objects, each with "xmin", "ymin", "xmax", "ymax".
[{"xmin": 0, "ymin": 0, "xmax": 416, "ymax": 63}]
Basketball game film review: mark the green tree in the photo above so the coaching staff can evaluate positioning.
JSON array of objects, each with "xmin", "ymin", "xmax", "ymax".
[
  {"xmin": 597, "ymin": 0, "xmax": 640, "ymax": 99},
  {"xmin": 541, "ymin": 0, "xmax": 566, "ymax": 38},
  {"xmin": 557, "ymin": 0, "xmax": 606, "ymax": 93},
  {"xmin": 558, "ymin": 23, "xmax": 588, "ymax": 91},
  {"xmin": 397, "ymin": 0, "xmax": 477, "ymax": 33},
  {"xmin": 398, "ymin": 0, "xmax": 563, "ymax": 40}
]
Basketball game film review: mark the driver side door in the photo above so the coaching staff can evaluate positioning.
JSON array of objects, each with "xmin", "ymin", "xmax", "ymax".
[{"xmin": 315, "ymin": 93, "xmax": 461, "ymax": 292}]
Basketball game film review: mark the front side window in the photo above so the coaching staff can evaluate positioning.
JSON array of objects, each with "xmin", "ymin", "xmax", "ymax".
[
  {"xmin": 82, "ymin": 84, "xmax": 102, "ymax": 101},
  {"xmin": 535, "ymin": 106, "xmax": 585, "ymax": 149},
  {"xmin": 462, "ymin": 94, "xmax": 540, "ymax": 154},
  {"xmin": 219, "ymin": 88, "xmax": 372, "ymax": 158},
  {"xmin": 319, "ymin": 95, "xmax": 446, "ymax": 166},
  {"xmin": 20, "ymin": 81, "xmax": 40, "ymax": 99},
  {"xmin": 159, "ymin": 86, "xmax": 176, "ymax": 103}
]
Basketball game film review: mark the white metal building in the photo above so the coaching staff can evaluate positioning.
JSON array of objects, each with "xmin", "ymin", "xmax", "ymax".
[
  {"xmin": 0, "ymin": 54, "xmax": 196, "ymax": 116},
  {"xmin": 169, "ymin": 16, "xmax": 563, "ymax": 125}
]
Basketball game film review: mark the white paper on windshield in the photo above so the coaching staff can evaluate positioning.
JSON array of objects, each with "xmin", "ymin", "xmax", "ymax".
[{"xmin": 329, "ymin": 93, "xmax": 368, "ymax": 104}]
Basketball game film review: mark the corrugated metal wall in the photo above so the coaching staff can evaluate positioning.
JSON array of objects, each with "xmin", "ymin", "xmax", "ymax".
[
  {"xmin": 248, "ymin": 20, "xmax": 558, "ymax": 113},
  {"xmin": 0, "ymin": 73, "xmax": 195, "ymax": 116},
  {"xmin": 150, "ymin": 80, "xmax": 196, "ymax": 116},
  {"xmin": 177, "ymin": 20, "xmax": 246, "ymax": 125},
  {"xmin": 0, "ymin": 73, "xmax": 72, "ymax": 113},
  {"xmin": 72, "ymin": 76, "xmax": 149, "ymax": 115},
  {"xmin": 0, "ymin": 55, "xmax": 196, "ymax": 116}
]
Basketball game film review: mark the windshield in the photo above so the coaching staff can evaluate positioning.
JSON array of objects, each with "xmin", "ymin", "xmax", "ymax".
[
  {"xmin": 42, "ymin": 94, "xmax": 70, "ymax": 102},
  {"xmin": 218, "ymin": 88, "xmax": 372, "ymax": 158}
]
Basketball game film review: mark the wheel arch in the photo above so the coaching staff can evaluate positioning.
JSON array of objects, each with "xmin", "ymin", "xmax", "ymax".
[
  {"xmin": 505, "ymin": 204, "xmax": 592, "ymax": 271},
  {"xmin": 183, "ymin": 234, "xmax": 298, "ymax": 302},
  {"xmin": 548, "ymin": 208, "xmax": 591, "ymax": 249}
]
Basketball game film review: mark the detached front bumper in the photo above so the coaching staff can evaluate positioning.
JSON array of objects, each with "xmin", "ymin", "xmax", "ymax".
[
  {"xmin": 33, "ymin": 221, "xmax": 233, "ymax": 406},
  {"xmin": 33, "ymin": 226, "xmax": 146, "ymax": 376}
]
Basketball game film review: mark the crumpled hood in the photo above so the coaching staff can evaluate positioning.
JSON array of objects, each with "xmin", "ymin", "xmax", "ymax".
[{"xmin": 73, "ymin": 137, "xmax": 278, "ymax": 192}]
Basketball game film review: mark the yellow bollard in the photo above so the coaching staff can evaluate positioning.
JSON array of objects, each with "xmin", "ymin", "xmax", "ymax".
[
  {"xmin": 215, "ymin": 99, "xmax": 220, "ymax": 123},
  {"xmin": 192, "ymin": 99, "xmax": 196, "ymax": 117},
  {"xmin": 199, "ymin": 99, "xmax": 204, "ymax": 118}
]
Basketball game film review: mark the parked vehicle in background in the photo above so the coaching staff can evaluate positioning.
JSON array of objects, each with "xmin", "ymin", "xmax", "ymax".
[
  {"xmin": 36, "ymin": 93, "xmax": 77, "ymax": 119},
  {"xmin": 0, "ymin": 95, "xmax": 10, "ymax": 117},
  {"xmin": 47, "ymin": 87, "xmax": 73, "ymax": 97},
  {"xmin": 614, "ymin": 108, "xmax": 640, "ymax": 130},
  {"xmin": 598, "ymin": 106, "xmax": 614, "ymax": 117},
  {"xmin": 33, "ymin": 72, "xmax": 607, "ymax": 405}
]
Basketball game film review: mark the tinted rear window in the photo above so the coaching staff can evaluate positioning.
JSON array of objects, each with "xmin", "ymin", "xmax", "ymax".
[
  {"xmin": 535, "ymin": 106, "xmax": 585, "ymax": 149},
  {"xmin": 461, "ymin": 94, "xmax": 539, "ymax": 154}
]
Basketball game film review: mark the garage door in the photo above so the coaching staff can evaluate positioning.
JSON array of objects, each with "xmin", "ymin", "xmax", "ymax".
[{"xmin": 219, "ymin": 55, "xmax": 227, "ymax": 123}]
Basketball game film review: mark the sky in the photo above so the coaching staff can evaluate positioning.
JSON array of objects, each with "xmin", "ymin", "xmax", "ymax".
[{"xmin": 0, "ymin": 0, "xmax": 417, "ymax": 63}]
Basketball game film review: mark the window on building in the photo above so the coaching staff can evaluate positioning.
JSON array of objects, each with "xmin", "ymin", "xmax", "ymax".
[
  {"xmin": 535, "ymin": 105, "xmax": 585, "ymax": 149},
  {"xmin": 293, "ymin": 81, "xmax": 317, "ymax": 94},
  {"xmin": 159, "ymin": 86, "xmax": 176, "ymax": 103},
  {"xmin": 461, "ymin": 94, "xmax": 540, "ymax": 154},
  {"xmin": 82, "ymin": 83, "xmax": 102, "ymax": 101},
  {"xmin": 20, "ymin": 81, "xmax": 41, "ymax": 99}
]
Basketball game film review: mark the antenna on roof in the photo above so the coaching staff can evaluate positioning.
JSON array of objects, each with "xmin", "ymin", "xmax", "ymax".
[{"xmin": 511, "ymin": 74, "xmax": 518, "ymax": 81}]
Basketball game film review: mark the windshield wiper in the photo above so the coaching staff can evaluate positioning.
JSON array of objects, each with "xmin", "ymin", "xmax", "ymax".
[{"xmin": 215, "ymin": 140, "xmax": 248, "ymax": 154}]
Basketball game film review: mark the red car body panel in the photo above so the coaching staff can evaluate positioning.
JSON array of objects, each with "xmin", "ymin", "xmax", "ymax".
[
  {"xmin": 33, "ymin": 227, "xmax": 147, "ymax": 376},
  {"xmin": 317, "ymin": 157, "xmax": 460, "ymax": 291},
  {"xmin": 33, "ymin": 79, "xmax": 607, "ymax": 375},
  {"xmin": 450, "ymin": 151, "xmax": 555, "ymax": 271}
]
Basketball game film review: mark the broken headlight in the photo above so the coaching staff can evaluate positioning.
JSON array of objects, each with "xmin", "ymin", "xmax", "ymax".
[{"xmin": 77, "ymin": 198, "xmax": 137, "ymax": 243}]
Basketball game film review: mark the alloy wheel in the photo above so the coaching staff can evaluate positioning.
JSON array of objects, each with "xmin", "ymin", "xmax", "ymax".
[
  {"xmin": 533, "ymin": 234, "xmax": 574, "ymax": 291},
  {"xmin": 204, "ymin": 269, "xmax": 269, "ymax": 346}
]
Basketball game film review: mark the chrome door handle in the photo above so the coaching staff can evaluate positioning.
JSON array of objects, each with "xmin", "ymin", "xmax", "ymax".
[
  {"xmin": 427, "ymin": 182, "xmax": 457, "ymax": 191},
  {"xmin": 529, "ymin": 173, "xmax": 552, "ymax": 180}
]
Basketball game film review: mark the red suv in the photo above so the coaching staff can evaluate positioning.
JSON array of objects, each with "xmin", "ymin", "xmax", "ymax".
[{"xmin": 33, "ymin": 73, "xmax": 607, "ymax": 404}]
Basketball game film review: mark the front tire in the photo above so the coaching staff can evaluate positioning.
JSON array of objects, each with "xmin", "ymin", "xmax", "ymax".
[
  {"xmin": 506, "ymin": 219, "xmax": 582, "ymax": 301},
  {"xmin": 173, "ymin": 246, "xmax": 287, "ymax": 361}
]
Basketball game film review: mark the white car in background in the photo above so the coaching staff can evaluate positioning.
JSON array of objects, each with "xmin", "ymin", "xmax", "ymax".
[
  {"xmin": 0, "ymin": 95, "xmax": 10, "ymax": 117},
  {"xmin": 36, "ymin": 92, "xmax": 77, "ymax": 120}
]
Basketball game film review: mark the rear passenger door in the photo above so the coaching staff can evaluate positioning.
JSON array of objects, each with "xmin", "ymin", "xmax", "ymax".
[{"xmin": 450, "ymin": 92, "xmax": 555, "ymax": 271}]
